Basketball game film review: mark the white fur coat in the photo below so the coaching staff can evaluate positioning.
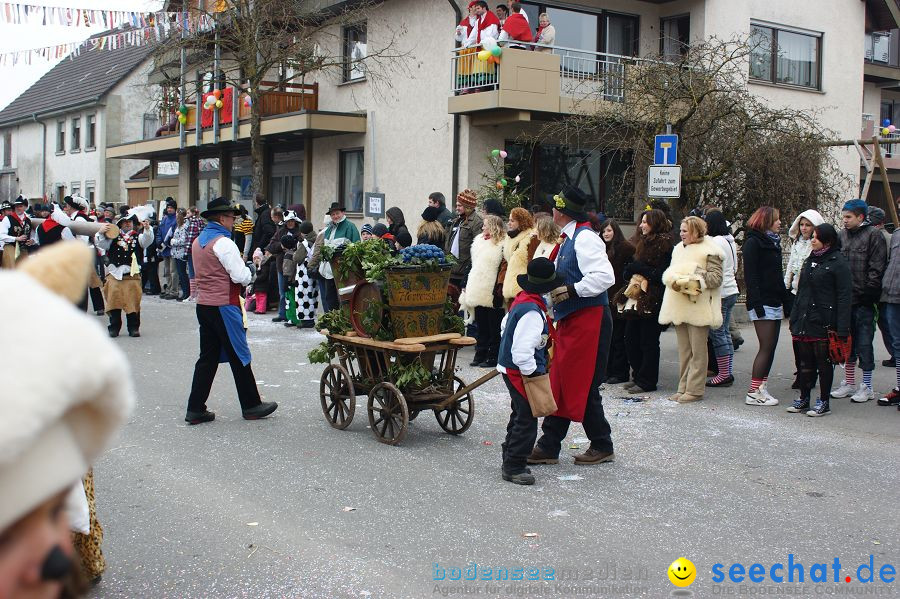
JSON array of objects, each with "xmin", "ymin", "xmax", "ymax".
[
  {"xmin": 501, "ymin": 228, "xmax": 536, "ymax": 300},
  {"xmin": 460, "ymin": 234, "xmax": 504, "ymax": 310},
  {"xmin": 658, "ymin": 237, "xmax": 726, "ymax": 328}
]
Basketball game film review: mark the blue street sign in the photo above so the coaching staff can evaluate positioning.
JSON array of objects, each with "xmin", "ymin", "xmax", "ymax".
[{"xmin": 654, "ymin": 134, "xmax": 679, "ymax": 166}]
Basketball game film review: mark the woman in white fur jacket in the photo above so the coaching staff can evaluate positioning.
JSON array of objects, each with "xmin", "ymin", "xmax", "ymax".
[
  {"xmin": 501, "ymin": 207, "xmax": 539, "ymax": 304},
  {"xmin": 659, "ymin": 216, "xmax": 725, "ymax": 403},
  {"xmin": 461, "ymin": 215, "xmax": 506, "ymax": 367}
]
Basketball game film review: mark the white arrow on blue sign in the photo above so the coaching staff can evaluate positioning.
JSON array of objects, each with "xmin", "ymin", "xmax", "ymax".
[{"xmin": 654, "ymin": 134, "xmax": 679, "ymax": 166}]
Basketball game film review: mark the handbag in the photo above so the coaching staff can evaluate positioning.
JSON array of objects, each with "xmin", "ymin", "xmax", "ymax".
[
  {"xmin": 521, "ymin": 373, "xmax": 557, "ymax": 417},
  {"xmin": 828, "ymin": 330, "xmax": 852, "ymax": 364}
]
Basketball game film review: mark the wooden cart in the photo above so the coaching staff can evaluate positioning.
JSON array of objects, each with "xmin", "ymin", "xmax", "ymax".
[{"xmin": 318, "ymin": 332, "xmax": 498, "ymax": 445}]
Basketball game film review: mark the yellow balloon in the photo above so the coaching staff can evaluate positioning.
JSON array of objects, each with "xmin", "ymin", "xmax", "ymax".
[
  {"xmin": 477, "ymin": 50, "xmax": 491, "ymax": 61},
  {"xmin": 215, "ymin": 100, "xmax": 224, "ymax": 109},
  {"xmin": 883, "ymin": 127, "xmax": 891, "ymax": 136}
]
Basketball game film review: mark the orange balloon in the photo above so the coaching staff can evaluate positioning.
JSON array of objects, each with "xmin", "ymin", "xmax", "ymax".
[
  {"xmin": 495, "ymin": 182, "xmax": 503, "ymax": 190},
  {"xmin": 212, "ymin": 89, "xmax": 221, "ymax": 99}
]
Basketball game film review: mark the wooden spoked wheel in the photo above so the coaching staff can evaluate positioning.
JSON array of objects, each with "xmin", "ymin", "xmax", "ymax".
[
  {"xmin": 434, "ymin": 376, "xmax": 474, "ymax": 435},
  {"xmin": 367, "ymin": 382, "xmax": 409, "ymax": 445},
  {"xmin": 319, "ymin": 364, "xmax": 356, "ymax": 430}
]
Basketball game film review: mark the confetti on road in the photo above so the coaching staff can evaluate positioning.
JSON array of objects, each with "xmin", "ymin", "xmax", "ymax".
[
  {"xmin": 342, "ymin": 507, "xmax": 357, "ymax": 512},
  {"xmin": 246, "ymin": 522, "xmax": 258, "ymax": 526},
  {"xmin": 557, "ymin": 475, "xmax": 583, "ymax": 481}
]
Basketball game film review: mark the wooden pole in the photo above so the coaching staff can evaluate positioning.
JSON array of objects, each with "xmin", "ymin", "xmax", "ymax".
[{"xmin": 871, "ymin": 136, "xmax": 900, "ymax": 229}]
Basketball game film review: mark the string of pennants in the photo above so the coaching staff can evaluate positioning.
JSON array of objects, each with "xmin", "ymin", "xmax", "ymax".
[{"xmin": 0, "ymin": 2, "xmax": 219, "ymax": 66}]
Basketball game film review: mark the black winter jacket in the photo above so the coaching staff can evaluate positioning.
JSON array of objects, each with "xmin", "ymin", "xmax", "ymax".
[
  {"xmin": 250, "ymin": 202, "xmax": 277, "ymax": 254},
  {"xmin": 789, "ymin": 247, "xmax": 852, "ymax": 338},
  {"xmin": 839, "ymin": 223, "xmax": 887, "ymax": 305},
  {"xmin": 742, "ymin": 229, "xmax": 789, "ymax": 317}
]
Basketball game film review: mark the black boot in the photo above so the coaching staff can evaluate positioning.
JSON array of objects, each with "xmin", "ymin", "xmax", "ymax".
[
  {"xmin": 89, "ymin": 287, "xmax": 105, "ymax": 315},
  {"xmin": 126, "ymin": 312, "xmax": 141, "ymax": 337},
  {"xmin": 107, "ymin": 310, "xmax": 122, "ymax": 338}
]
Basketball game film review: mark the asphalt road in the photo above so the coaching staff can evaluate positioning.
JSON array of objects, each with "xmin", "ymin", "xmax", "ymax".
[{"xmin": 89, "ymin": 297, "xmax": 900, "ymax": 598}]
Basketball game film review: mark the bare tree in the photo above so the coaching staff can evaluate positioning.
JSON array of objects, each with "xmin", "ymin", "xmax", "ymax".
[
  {"xmin": 154, "ymin": 0, "xmax": 410, "ymax": 195},
  {"xmin": 536, "ymin": 36, "xmax": 851, "ymax": 225}
]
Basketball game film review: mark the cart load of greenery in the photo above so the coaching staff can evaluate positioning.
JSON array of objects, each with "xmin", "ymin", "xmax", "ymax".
[
  {"xmin": 330, "ymin": 239, "xmax": 396, "ymax": 283},
  {"xmin": 395, "ymin": 244, "xmax": 455, "ymax": 270}
]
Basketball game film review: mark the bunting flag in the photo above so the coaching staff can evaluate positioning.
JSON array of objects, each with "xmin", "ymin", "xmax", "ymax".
[
  {"xmin": 0, "ymin": 9, "xmax": 217, "ymax": 66},
  {"xmin": 0, "ymin": 3, "xmax": 218, "ymax": 30}
]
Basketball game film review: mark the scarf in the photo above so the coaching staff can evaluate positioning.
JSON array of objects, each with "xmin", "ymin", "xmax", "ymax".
[
  {"xmin": 198, "ymin": 221, "xmax": 231, "ymax": 248},
  {"xmin": 510, "ymin": 291, "xmax": 547, "ymax": 312},
  {"xmin": 810, "ymin": 245, "xmax": 830, "ymax": 260},
  {"xmin": 765, "ymin": 231, "xmax": 780, "ymax": 244},
  {"xmin": 465, "ymin": 10, "xmax": 500, "ymax": 43}
]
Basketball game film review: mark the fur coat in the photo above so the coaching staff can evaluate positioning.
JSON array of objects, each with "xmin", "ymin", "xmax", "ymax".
[
  {"xmin": 460, "ymin": 234, "xmax": 504, "ymax": 309},
  {"xmin": 501, "ymin": 228, "xmax": 538, "ymax": 300},
  {"xmin": 618, "ymin": 233, "xmax": 673, "ymax": 318},
  {"xmin": 658, "ymin": 237, "xmax": 725, "ymax": 328}
]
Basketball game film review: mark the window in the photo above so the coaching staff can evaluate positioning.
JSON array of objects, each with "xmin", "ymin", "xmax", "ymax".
[
  {"xmin": 71, "ymin": 117, "xmax": 80, "ymax": 151},
  {"xmin": 661, "ymin": 14, "xmax": 690, "ymax": 60},
  {"xmin": 155, "ymin": 160, "xmax": 179, "ymax": 178},
  {"xmin": 3, "ymin": 131, "xmax": 10, "ymax": 167},
  {"xmin": 521, "ymin": 4, "xmax": 639, "ymax": 57},
  {"xmin": 143, "ymin": 113, "xmax": 159, "ymax": 140},
  {"xmin": 86, "ymin": 114, "xmax": 96, "ymax": 149},
  {"xmin": 342, "ymin": 23, "xmax": 367, "ymax": 82},
  {"xmin": 56, "ymin": 121, "xmax": 65, "ymax": 153},
  {"xmin": 85, "ymin": 181, "xmax": 95, "ymax": 205},
  {"xmin": 339, "ymin": 149, "xmax": 364, "ymax": 213},
  {"xmin": 70, "ymin": 182, "xmax": 80, "ymax": 197},
  {"xmin": 750, "ymin": 23, "xmax": 821, "ymax": 89}
]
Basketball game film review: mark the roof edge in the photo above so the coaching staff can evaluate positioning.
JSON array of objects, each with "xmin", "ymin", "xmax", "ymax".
[{"xmin": 0, "ymin": 98, "xmax": 103, "ymax": 128}]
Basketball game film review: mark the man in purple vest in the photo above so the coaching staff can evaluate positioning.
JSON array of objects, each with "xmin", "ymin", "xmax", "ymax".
[{"xmin": 185, "ymin": 197, "xmax": 278, "ymax": 425}]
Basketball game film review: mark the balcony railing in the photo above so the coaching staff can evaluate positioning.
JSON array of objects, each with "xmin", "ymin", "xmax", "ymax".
[
  {"xmin": 155, "ymin": 82, "xmax": 319, "ymax": 137},
  {"xmin": 450, "ymin": 42, "xmax": 643, "ymax": 104}
]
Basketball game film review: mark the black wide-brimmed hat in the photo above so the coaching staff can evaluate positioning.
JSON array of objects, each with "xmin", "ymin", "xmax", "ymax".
[
  {"xmin": 201, "ymin": 197, "xmax": 242, "ymax": 219},
  {"xmin": 553, "ymin": 186, "xmax": 589, "ymax": 222},
  {"xmin": 517, "ymin": 257, "xmax": 560, "ymax": 295},
  {"xmin": 0, "ymin": 200, "xmax": 12, "ymax": 211},
  {"xmin": 326, "ymin": 202, "xmax": 346, "ymax": 215},
  {"xmin": 13, "ymin": 195, "xmax": 27, "ymax": 207}
]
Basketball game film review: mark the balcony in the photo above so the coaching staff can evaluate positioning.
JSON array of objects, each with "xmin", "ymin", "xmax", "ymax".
[
  {"xmin": 448, "ymin": 45, "xmax": 650, "ymax": 122},
  {"xmin": 865, "ymin": 30, "xmax": 900, "ymax": 84},
  {"xmin": 861, "ymin": 117, "xmax": 900, "ymax": 169},
  {"xmin": 107, "ymin": 81, "xmax": 365, "ymax": 160}
]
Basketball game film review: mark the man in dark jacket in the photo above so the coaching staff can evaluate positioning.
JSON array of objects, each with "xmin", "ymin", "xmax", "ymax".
[
  {"xmin": 428, "ymin": 192, "xmax": 454, "ymax": 228},
  {"xmin": 250, "ymin": 193, "xmax": 277, "ymax": 256},
  {"xmin": 831, "ymin": 199, "xmax": 887, "ymax": 403},
  {"xmin": 157, "ymin": 197, "xmax": 178, "ymax": 299},
  {"xmin": 444, "ymin": 189, "xmax": 484, "ymax": 288}
]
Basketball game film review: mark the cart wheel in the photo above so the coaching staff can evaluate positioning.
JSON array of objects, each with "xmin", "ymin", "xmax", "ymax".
[
  {"xmin": 367, "ymin": 382, "xmax": 409, "ymax": 445},
  {"xmin": 320, "ymin": 364, "xmax": 356, "ymax": 430},
  {"xmin": 434, "ymin": 376, "xmax": 475, "ymax": 435},
  {"xmin": 408, "ymin": 410, "xmax": 420, "ymax": 421}
]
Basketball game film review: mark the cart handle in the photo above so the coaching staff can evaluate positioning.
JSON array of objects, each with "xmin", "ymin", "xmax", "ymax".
[{"xmin": 437, "ymin": 369, "xmax": 500, "ymax": 410}]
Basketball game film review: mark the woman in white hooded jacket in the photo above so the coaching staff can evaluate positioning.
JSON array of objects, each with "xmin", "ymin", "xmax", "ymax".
[{"xmin": 785, "ymin": 209, "xmax": 825, "ymax": 295}]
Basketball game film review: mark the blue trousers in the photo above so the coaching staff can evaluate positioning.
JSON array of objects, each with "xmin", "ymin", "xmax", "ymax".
[{"xmin": 850, "ymin": 304, "xmax": 876, "ymax": 371}]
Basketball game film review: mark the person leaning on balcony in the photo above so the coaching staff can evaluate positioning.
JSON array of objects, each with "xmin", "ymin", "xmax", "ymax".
[
  {"xmin": 444, "ymin": 189, "xmax": 484, "ymax": 290},
  {"xmin": 498, "ymin": 2, "xmax": 532, "ymax": 48},
  {"xmin": 495, "ymin": 3, "xmax": 508, "ymax": 28},
  {"xmin": 534, "ymin": 13, "xmax": 555, "ymax": 52}
]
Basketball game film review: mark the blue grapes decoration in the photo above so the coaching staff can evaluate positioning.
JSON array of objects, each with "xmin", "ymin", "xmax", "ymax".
[{"xmin": 398, "ymin": 244, "xmax": 448, "ymax": 265}]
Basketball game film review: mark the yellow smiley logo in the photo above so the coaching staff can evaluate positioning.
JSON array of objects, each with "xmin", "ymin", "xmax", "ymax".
[{"xmin": 668, "ymin": 557, "xmax": 696, "ymax": 587}]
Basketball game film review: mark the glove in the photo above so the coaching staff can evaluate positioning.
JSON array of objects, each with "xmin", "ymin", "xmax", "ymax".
[
  {"xmin": 752, "ymin": 304, "xmax": 766, "ymax": 319},
  {"xmin": 550, "ymin": 285, "xmax": 577, "ymax": 305}
]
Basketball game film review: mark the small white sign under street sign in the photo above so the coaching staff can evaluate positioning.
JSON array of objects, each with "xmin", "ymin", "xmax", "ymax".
[{"xmin": 648, "ymin": 165, "xmax": 682, "ymax": 198}]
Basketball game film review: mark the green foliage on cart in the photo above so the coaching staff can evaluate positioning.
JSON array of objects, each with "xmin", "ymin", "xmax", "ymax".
[
  {"xmin": 334, "ymin": 239, "xmax": 395, "ymax": 283},
  {"xmin": 388, "ymin": 360, "xmax": 433, "ymax": 391},
  {"xmin": 308, "ymin": 342, "xmax": 336, "ymax": 364},
  {"xmin": 441, "ymin": 298, "xmax": 465, "ymax": 336},
  {"xmin": 315, "ymin": 309, "xmax": 351, "ymax": 336},
  {"xmin": 360, "ymin": 298, "xmax": 394, "ymax": 341}
]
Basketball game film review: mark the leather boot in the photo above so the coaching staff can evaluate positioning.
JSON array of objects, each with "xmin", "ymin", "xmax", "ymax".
[
  {"xmin": 126, "ymin": 312, "xmax": 141, "ymax": 337},
  {"xmin": 107, "ymin": 310, "xmax": 122, "ymax": 338}
]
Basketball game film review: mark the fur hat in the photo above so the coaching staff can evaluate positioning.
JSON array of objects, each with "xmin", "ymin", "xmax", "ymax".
[
  {"xmin": 0, "ymin": 243, "xmax": 133, "ymax": 532},
  {"xmin": 421, "ymin": 206, "xmax": 441, "ymax": 223},
  {"xmin": 483, "ymin": 198, "xmax": 506, "ymax": 218},
  {"xmin": 456, "ymin": 189, "xmax": 477, "ymax": 209},
  {"xmin": 283, "ymin": 210, "xmax": 301, "ymax": 224}
]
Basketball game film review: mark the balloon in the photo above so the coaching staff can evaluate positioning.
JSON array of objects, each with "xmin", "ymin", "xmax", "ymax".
[
  {"xmin": 515, "ymin": 175, "xmax": 521, "ymax": 183},
  {"xmin": 499, "ymin": 150, "xmax": 508, "ymax": 158},
  {"xmin": 491, "ymin": 149, "xmax": 500, "ymax": 157},
  {"xmin": 243, "ymin": 96, "xmax": 252, "ymax": 107},
  {"xmin": 884, "ymin": 119, "xmax": 892, "ymax": 127},
  {"xmin": 496, "ymin": 182, "xmax": 503, "ymax": 190},
  {"xmin": 890, "ymin": 125, "xmax": 896, "ymax": 133},
  {"xmin": 490, "ymin": 45, "xmax": 501, "ymax": 57},
  {"xmin": 482, "ymin": 37, "xmax": 497, "ymax": 50},
  {"xmin": 215, "ymin": 100, "xmax": 223, "ymax": 109},
  {"xmin": 489, "ymin": 55, "xmax": 500, "ymax": 64},
  {"xmin": 883, "ymin": 127, "xmax": 891, "ymax": 136},
  {"xmin": 179, "ymin": 104, "xmax": 188, "ymax": 115},
  {"xmin": 477, "ymin": 49, "xmax": 491, "ymax": 61},
  {"xmin": 212, "ymin": 89, "xmax": 221, "ymax": 100},
  {"xmin": 500, "ymin": 179, "xmax": 507, "ymax": 187}
]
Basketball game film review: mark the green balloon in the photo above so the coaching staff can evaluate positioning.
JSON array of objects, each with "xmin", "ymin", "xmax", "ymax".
[
  {"xmin": 491, "ymin": 45, "xmax": 502, "ymax": 56},
  {"xmin": 500, "ymin": 179, "xmax": 507, "ymax": 186},
  {"xmin": 491, "ymin": 149, "xmax": 500, "ymax": 157}
]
